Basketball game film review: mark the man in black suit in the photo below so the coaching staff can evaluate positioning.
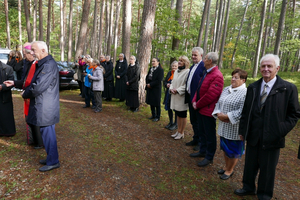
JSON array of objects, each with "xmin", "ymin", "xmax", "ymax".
[{"xmin": 234, "ymin": 54, "xmax": 300, "ymax": 200}]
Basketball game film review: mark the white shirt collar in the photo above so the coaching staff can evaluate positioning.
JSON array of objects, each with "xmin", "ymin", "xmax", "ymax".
[{"xmin": 229, "ymin": 83, "xmax": 246, "ymax": 93}]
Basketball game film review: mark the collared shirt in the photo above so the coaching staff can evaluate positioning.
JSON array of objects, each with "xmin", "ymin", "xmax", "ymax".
[
  {"xmin": 206, "ymin": 65, "xmax": 217, "ymax": 73},
  {"xmin": 186, "ymin": 61, "xmax": 201, "ymax": 94},
  {"xmin": 261, "ymin": 76, "xmax": 277, "ymax": 95}
]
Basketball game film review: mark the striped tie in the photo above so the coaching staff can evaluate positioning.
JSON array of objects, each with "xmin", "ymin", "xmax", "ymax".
[{"xmin": 260, "ymin": 84, "xmax": 268, "ymax": 111}]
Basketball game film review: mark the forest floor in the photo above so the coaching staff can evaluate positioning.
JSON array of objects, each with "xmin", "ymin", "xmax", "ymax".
[{"xmin": 0, "ymin": 89, "xmax": 300, "ymax": 199}]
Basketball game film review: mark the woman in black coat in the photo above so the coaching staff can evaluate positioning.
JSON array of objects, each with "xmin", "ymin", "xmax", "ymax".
[
  {"xmin": 125, "ymin": 55, "xmax": 140, "ymax": 112},
  {"xmin": 114, "ymin": 53, "xmax": 127, "ymax": 101},
  {"xmin": 146, "ymin": 58, "xmax": 164, "ymax": 122},
  {"xmin": 103, "ymin": 55, "xmax": 114, "ymax": 101}
]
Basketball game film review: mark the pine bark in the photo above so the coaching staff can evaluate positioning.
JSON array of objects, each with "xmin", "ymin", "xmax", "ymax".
[
  {"xmin": 230, "ymin": 0, "xmax": 249, "ymax": 68},
  {"xmin": 107, "ymin": 0, "xmax": 114, "ymax": 56},
  {"xmin": 170, "ymin": 0, "xmax": 183, "ymax": 64},
  {"xmin": 252, "ymin": 0, "xmax": 268, "ymax": 78},
  {"xmin": 214, "ymin": 0, "xmax": 224, "ymax": 52},
  {"xmin": 203, "ymin": 0, "xmax": 211, "ymax": 55},
  {"xmin": 33, "ymin": 0, "xmax": 37, "ymax": 41},
  {"xmin": 67, "ymin": 0, "xmax": 74, "ymax": 62},
  {"xmin": 18, "ymin": 0, "xmax": 22, "ymax": 47},
  {"xmin": 122, "ymin": 0, "xmax": 132, "ymax": 61},
  {"xmin": 75, "ymin": 0, "xmax": 92, "ymax": 59},
  {"xmin": 218, "ymin": 0, "xmax": 231, "ymax": 68},
  {"xmin": 38, "ymin": 0, "xmax": 43, "ymax": 40},
  {"xmin": 74, "ymin": 0, "xmax": 79, "ymax": 51},
  {"xmin": 97, "ymin": 0, "xmax": 105, "ymax": 58},
  {"xmin": 274, "ymin": 0, "xmax": 287, "ymax": 55},
  {"xmin": 24, "ymin": 0, "xmax": 32, "ymax": 42},
  {"xmin": 197, "ymin": 0, "xmax": 210, "ymax": 47},
  {"xmin": 113, "ymin": 0, "xmax": 121, "ymax": 65},
  {"xmin": 46, "ymin": 0, "xmax": 51, "ymax": 50},
  {"xmin": 60, "ymin": 0, "xmax": 64, "ymax": 61},
  {"xmin": 4, "ymin": 0, "xmax": 10, "ymax": 49},
  {"xmin": 137, "ymin": 0, "xmax": 157, "ymax": 104},
  {"xmin": 91, "ymin": 0, "xmax": 99, "ymax": 58}
]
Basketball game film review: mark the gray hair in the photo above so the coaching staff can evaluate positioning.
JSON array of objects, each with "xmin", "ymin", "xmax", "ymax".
[
  {"xmin": 171, "ymin": 61, "xmax": 178, "ymax": 67},
  {"xmin": 206, "ymin": 52, "xmax": 219, "ymax": 65},
  {"xmin": 32, "ymin": 41, "xmax": 48, "ymax": 53},
  {"xmin": 119, "ymin": 53, "xmax": 124, "ymax": 59},
  {"xmin": 192, "ymin": 47, "xmax": 203, "ymax": 56},
  {"xmin": 130, "ymin": 55, "xmax": 136, "ymax": 61},
  {"xmin": 87, "ymin": 58, "xmax": 93, "ymax": 63},
  {"xmin": 106, "ymin": 55, "xmax": 111, "ymax": 60},
  {"xmin": 260, "ymin": 54, "xmax": 280, "ymax": 67}
]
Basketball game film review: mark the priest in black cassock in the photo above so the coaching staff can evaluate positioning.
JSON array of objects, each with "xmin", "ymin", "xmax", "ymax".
[
  {"xmin": 114, "ymin": 53, "xmax": 127, "ymax": 101},
  {"xmin": 0, "ymin": 61, "xmax": 16, "ymax": 136}
]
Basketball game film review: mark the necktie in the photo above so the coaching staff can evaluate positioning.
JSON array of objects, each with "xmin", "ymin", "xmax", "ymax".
[{"xmin": 260, "ymin": 84, "xmax": 268, "ymax": 111}]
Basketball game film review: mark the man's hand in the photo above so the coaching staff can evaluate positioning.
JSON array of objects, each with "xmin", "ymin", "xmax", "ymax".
[
  {"xmin": 166, "ymin": 83, "xmax": 170, "ymax": 88},
  {"xmin": 192, "ymin": 102, "xmax": 197, "ymax": 110},
  {"xmin": 126, "ymin": 82, "xmax": 129, "ymax": 85},
  {"xmin": 147, "ymin": 84, "xmax": 151, "ymax": 88},
  {"xmin": 3, "ymin": 80, "xmax": 14, "ymax": 87}
]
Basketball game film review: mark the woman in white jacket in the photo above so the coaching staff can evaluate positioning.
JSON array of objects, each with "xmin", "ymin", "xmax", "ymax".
[{"xmin": 169, "ymin": 56, "xmax": 190, "ymax": 140}]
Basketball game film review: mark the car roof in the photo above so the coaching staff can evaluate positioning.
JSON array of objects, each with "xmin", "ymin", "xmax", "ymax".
[{"xmin": 0, "ymin": 48, "xmax": 11, "ymax": 53}]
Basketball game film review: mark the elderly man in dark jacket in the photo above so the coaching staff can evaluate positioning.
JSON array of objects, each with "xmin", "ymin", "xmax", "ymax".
[
  {"xmin": 234, "ymin": 54, "xmax": 300, "ymax": 200},
  {"xmin": 6, "ymin": 41, "xmax": 60, "ymax": 172}
]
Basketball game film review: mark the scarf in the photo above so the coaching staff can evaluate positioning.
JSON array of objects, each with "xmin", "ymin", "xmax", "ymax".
[
  {"xmin": 23, "ymin": 61, "xmax": 37, "ymax": 116},
  {"xmin": 88, "ymin": 65, "xmax": 97, "ymax": 71},
  {"xmin": 16, "ymin": 57, "xmax": 20, "ymax": 63},
  {"xmin": 168, "ymin": 70, "xmax": 175, "ymax": 81}
]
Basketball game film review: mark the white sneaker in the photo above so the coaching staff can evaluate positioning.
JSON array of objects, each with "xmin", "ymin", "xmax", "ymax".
[
  {"xmin": 174, "ymin": 133, "xmax": 184, "ymax": 140},
  {"xmin": 171, "ymin": 132, "xmax": 178, "ymax": 138}
]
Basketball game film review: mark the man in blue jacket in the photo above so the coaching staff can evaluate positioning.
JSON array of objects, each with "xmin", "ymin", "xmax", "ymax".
[
  {"xmin": 185, "ymin": 47, "xmax": 205, "ymax": 151},
  {"xmin": 6, "ymin": 41, "xmax": 60, "ymax": 172}
]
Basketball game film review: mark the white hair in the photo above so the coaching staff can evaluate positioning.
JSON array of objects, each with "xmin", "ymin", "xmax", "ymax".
[
  {"xmin": 31, "ymin": 41, "xmax": 48, "ymax": 53},
  {"xmin": 206, "ymin": 52, "xmax": 219, "ymax": 65},
  {"xmin": 260, "ymin": 54, "xmax": 280, "ymax": 67},
  {"xmin": 192, "ymin": 47, "xmax": 203, "ymax": 56},
  {"xmin": 87, "ymin": 58, "xmax": 93, "ymax": 63},
  {"xmin": 171, "ymin": 61, "xmax": 178, "ymax": 66}
]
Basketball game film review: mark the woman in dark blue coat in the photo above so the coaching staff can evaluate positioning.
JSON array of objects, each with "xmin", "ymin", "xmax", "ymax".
[{"xmin": 146, "ymin": 58, "xmax": 164, "ymax": 122}]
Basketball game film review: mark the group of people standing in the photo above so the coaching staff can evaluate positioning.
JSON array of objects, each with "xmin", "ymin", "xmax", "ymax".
[
  {"xmin": 160, "ymin": 46, "xmax": 299, "ymax": 200},
  {"xmin": 74, "ymin": 53, "xmax": 140, "ymax": 113}
]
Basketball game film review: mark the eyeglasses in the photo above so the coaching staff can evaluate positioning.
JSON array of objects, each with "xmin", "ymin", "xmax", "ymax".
[{"xmin": 231, "ymin": 76, "xmax": 240, "ymax": 80}]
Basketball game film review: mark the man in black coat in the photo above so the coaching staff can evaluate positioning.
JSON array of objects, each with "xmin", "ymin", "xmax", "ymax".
[
  {"xmin": 104, "ymin": 55, "xmax": 114, "ymax": 101},
  {"xmin": 234, "ymin": 54, "xmax": 300, "ymax": 200}
]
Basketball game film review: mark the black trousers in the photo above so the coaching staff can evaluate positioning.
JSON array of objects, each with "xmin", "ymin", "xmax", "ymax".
[
  {"xmin": 28, "ymin": 123, "xmax": 43, "ymax": 146},
  {"xmin": 188, "ymin": 101, "xmax": 200, "ymax": 144},
  {"xmin": 242, "ymin": 143, "xmax": 280, "ymax": 200},
  {"xmin": 150, "ymin": 105, "xmax": 161, "ymax": 119}
]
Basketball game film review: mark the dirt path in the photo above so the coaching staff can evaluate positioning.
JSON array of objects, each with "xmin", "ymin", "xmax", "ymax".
[{"xmin": 0, "ymin": 91, "xmax": 299, "ymax": 199}]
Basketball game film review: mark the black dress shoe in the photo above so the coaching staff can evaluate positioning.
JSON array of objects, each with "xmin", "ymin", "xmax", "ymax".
[
  {"xmin": 132, "ymin": 108, "xmax": 139, "ymax": 112},
  {"xmin": 168, "ymin": 124, "xmax": 177, "ymax": 130},
  {"xmin": 234, "ymin": 188, "xmax": 256, "ymax": 196},
  {"xmin": 153, "ymin": 118, "xmax": 160, "ymax": 122},
  {"xmin": 220, "ymin": 172, "xmax": 234, "ymax": 180},
  {"xmin": 217, "ymin": 169, "xmax": 225, "ymax": 174},
  {"xmin": 190, "ymin": 152, "xmax": 206, "ymax": 157},
  {"xmin": 39, "ymin": 159, "xmax": 47, "ymax": 165},
  {"xmin": 94, "ymin": 109, "xmax": 102, "ymax": 113},
  {"xmin": 39, "ymin": 163, "xmax": 60, "ymax": 172},
  {"xmin": 197, "ymin": 158, "xmax": 213, "ymax": 167},
  {"xmin": 34, "ymin": 146, "xmax": 44, "ymax": 149},
  {"xmin": 165, "ymin": 123, "xmax": 172, "ymax": 129},
  {"xmin": 186, "ymin": 140, "xmax": 198, "ymax": 146},
  {"xmin": 193, "ymin": 145, "xmax": 200, "ymax": 151},
  {"xmin": 148, "ymin": 116, "xmax": 155, "ymax": 120},
  {"xmin": 92, "ymin": 105, "xmax": 96, "ymax": 109},
  {"xmin": 83, "ymin": 105, "xmax": 90, "ymax": 108}
]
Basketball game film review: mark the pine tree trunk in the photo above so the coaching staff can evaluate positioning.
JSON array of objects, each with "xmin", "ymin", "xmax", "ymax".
[
  {"xmin": 33, "ymin": 0, "xmax": 37, "ymax": 41},
  {"xmin": 75, "ymin": 0, "xmax": 92, "ymax": 59},
  {"xmin": 218, "ymin": 0, "xmax": 231, "ymax": 69},
  {"xmin": 197, "ymin": 0, "xmax": 210, "ymax": 47},
  {"xmin": 212, "ymin": 0, "xmax": 219, "ymax": 51},
  {"xmin": 252, "ymin": 0, "xmax": 268, "ymax": 78},
  {"xmin": 24, "ymin": 0, "xmax": 32, "ymax": 42},
  {"xmin": 60, "ymin": 0, "xmax": 64, "ymax": 61},
  {"xmin": 203, "ymin": 0, "xmax": 211, "ymax": 56},
  {"xmin": 137, "ymin": 0, "xmax": 157, "ymax": 104},
  {"xmin": 18, "ymin": 0, "xmax": 22, "ymax": 48},
  {"xmin": 104, "ymin": 0, "xmax": 109, "ymax": 53},
  {"xmin": 4, "ymin": 0, "xmax": 10, "ymax": 49},
  {"xmin": 67, "ymin": 0, "xmax": 74, "ymax": 62},
  {"xmin": 91, "ymin": 0, "xmax": 99, "ymax": 58},
  {"xmin": 107, "ymin": 0, "xmax": 114, "ymax": 56},
  {"xmin": 214, "ymin": 0, "xmax": 224, "ymax": 52},
  {"xmin": 170, "ymin": 0, "xmax": 183, "ymax": 64},
  {"xmin": 184, "ymin": 0, "xmax": 193, "ymax": 52},
  {"xmin": 46, "ymin": 0, "xmax": 51, "ymax": 50},
  {"xmin": 38, "ymin": 0, "xmax": 43, "ymax": 40},
  {"xmin": 122, "ymin": 0, "xmax": 132, "ymax": 61},
  {"xmin": 97, "ymin": 0, "xmax": 105, "ymax": 58},
  {"xmin": 274, "ymin": 0, "xmax": 287, "ymax": 55},
  {"xmin": 113, "ymin": 0, "xmax": 121, "ymax": 66},
  {"xmin": 74, "ymin": 0, "xmax": 79, "ymax": 52},
  {"xmin": 230, "ymin": 0, "xmax": 249, "ymax": 68}
]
